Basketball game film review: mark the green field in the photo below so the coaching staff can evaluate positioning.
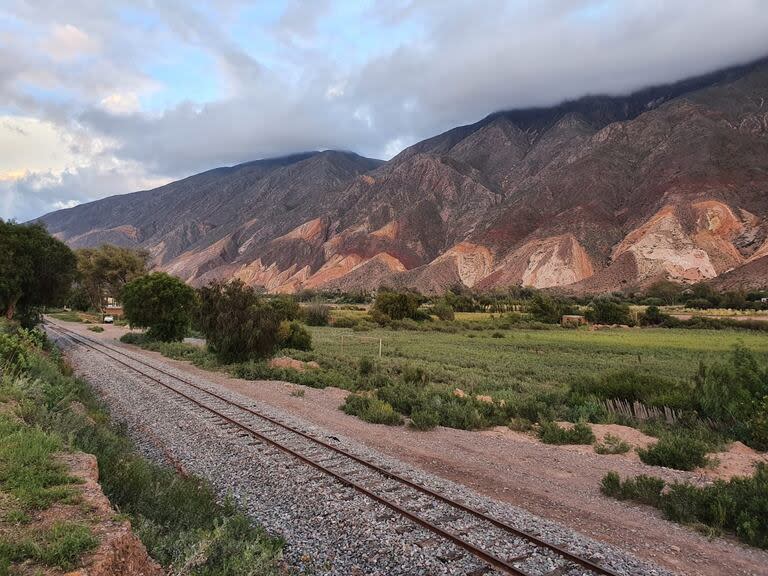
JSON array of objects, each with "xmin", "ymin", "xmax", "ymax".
[{"xmin": 306, "ymin": 324, "xmax": 768, "ymax": 402}]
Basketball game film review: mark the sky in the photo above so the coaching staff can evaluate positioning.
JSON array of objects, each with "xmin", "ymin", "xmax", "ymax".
[{"xmin": 1, "ymin": 1, "xmax": 768, "ymax": 222}]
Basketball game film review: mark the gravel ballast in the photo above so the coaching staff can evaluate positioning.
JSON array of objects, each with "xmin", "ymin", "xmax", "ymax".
[{"xmin": 50, "ymin": 327, "xmax": 675, "ymax": 576}]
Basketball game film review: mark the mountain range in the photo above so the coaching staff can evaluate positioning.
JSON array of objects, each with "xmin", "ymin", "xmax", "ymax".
[{"xmin": 38, "ymin": 58, "xmax": 768, "ymax": 294}]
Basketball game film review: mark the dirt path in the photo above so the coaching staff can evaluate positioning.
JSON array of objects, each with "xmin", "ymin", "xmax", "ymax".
[{"xmin": 59, "ymin": 321, "xmax": 768, "ymax": 576}]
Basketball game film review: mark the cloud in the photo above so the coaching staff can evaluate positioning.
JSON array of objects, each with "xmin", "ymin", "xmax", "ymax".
[{"xmin": 1, "ymin": 0, "xmax": 767, "ymax": 222}]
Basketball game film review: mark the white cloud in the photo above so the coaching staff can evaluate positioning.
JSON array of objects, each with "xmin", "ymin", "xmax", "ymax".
[
  {"xmin": 100, "ymin": 93, "xmax": 141, "ymax": 115},
  {"xmin": 52, "ymin": 199, "xmax": 80, "ymax": 210},
  {"xmin": 42, "ymin": 23, "xmax": 99, "ymax": 62}
]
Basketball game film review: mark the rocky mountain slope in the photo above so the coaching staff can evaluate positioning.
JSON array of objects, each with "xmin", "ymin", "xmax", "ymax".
[{"xmin": 39, "ymin": 58, "xmax": 768, "ymax": 293}]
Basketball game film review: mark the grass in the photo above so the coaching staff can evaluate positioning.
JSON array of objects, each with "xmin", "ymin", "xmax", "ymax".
[
  {"xmin": 602, "ymin": 465, "xmax": 768, "ymax": 549},
  {"xmin": 1, "ymin": 322, "xmax": 283, "ymax": 575},
  {"xmin": 120, "ymin": 319, "xmax": 768, "ymax": 436},
  {"xmin": 0, "ymin": 520, "xmax": 98, "ymax": 571},
  {"xmin": 0, "ymin": 414, "xmax": 77, "ymax": 511}
]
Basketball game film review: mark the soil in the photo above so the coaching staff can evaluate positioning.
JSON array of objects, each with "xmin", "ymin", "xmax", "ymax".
[{"xmin": 61, "ymin": 321, "xmax": 768, "ymax": 576}]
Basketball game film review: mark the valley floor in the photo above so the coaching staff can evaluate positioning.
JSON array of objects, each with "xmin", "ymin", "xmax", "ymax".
[{"xmin": 57, "ymin": 320, "xmax": 768, "ymax": 576}]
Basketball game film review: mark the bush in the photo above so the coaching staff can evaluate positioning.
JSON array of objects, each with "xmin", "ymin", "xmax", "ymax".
[
  {"xmin": 570, "ymin": 369, "xmax": 691, "ymax": 410},
  {"xmin": 527, "ymin": 293, "xmax": 574, "ymax": 324},
  {"xmin": 332, "ymin": 316, "xmax": 358, "ymax": 328},
  {"xmin": 637, "ymin": 434, "xmax": 709, "ymax": 471},
  {"xmin": 601, "ymin": 472, "xmax": 665, "ymax": 506},
  {"xmin": 341, "ymin": 394, "xmax": 403, "ymax": 425},
  {"xmin": 749, "ymin": 397, "xmax": 768, "ymax": 451},
  {"xmin": 198, "ymin": 280, "xmax": 281, "ymax": 363},
  {"xmin": 372, "ymin": 290, "xmax": 422, "ymax": 321},
  {"xmin": 491, "ymin": 331, "xmax": 505, "ymax": 338},
  {"xmin": 119, "ymin": 332, "xmax": 149, "ymax": 345},
  {"xmin": 268, "ymin": 295, "xmax": 300, "ymax": 322},
  {"xmin": 304, "ymin": 302, "xmax": 330, "ymax": 326},
  {"xmin": 508, "ymin": 417, "xmax": 533, "ymax": 432},
  {"xmin": 594, "ymin": 433, "xmax": 631, "ymax": 454},
  {"xmin": 277, "ymin": 321, "xmax": 312, "ymax": 351},
  {"xmin": 694, "ymin": 345, "xmax": 768, "ymax": 448},
  {"xmin": 431, "ymin": 301, "xmax": 455, "ymax": 321},
  {"xmin": 401, "ymin": 365, "xmax": 429, "ymax": 385},
  {"xmin": 410, "ymin": 408, "xmax": 440, "ymax": 431},
  {"xmin": 122, "ymin": 272, "xmax": 197, "ymax": 342},
  {"xmin": 538, "ymin": 421, "xmax": 595, "ymax": 445},
  {"xmin": 687, "ymin": 298, "xmax": 714, "ymax": 310},
  {"xmin": 87, "ymin": 326, "xmax": 104, "ymax": 333},
  {"xmin": 585, "ymin": 298, "xmax": 632, "ymax": 325},
  {"xmin": 603, "ymin": 465, "xmax": 768, "ymax": 549},
  {"xmin": 639, "ymin": 305, "xmax": 671, "ymax": 326}
]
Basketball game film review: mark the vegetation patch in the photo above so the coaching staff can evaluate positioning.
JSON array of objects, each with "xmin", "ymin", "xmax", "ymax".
[
  {"xmin": 602, "ymin": 465, "xmax": 768, "ymax": 549},
  {"xmin": 0, "ymin": 320, "xmax": 283, "ymax": 575},
  {"xmin": 342, "ymin": 394, "xmax": 403, "ymax": 425},
  {"xmin": 537, "ymin": 421, "xmax": 595, "ymax": 445},
  {"xmin": 636, "ymin": 434, "xmax": 710, "ymax": 471},
  {"xmin": 594, "ymin": 433, "xmax": 631, "ymax": 455}
]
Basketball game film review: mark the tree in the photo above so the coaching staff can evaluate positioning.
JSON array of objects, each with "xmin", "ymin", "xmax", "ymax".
[
  {"xmin": 198, "ymin": 280, "xmax": 280, "ymax": 362},
  {"xmin": 0, "ymin": 220, "xmax": 77, "ymax": 324},
  {"xmin": 585, "ymin": 298, "xmax": 632, "ymax": 325},
  {"xmin": 76, "ymin": 245, "xmax": 148, "ymax": 311},
  {"xmin": 372, "ymin": 289, "xmax": 423, "ymax": 321},
  {"xmin": 122, "ymin": 273, "xmax": 196, "ymax": 341},
  {"xmin": 645, "ymin": 280, "xmax": 682, "ymax": 305},
  {"xmin": 527, "ymin": 292, "xmax": 574, "ymax": 324}
]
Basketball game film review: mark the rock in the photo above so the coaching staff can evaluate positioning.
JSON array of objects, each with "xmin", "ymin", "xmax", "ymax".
[{"xmin": 269, "ymin": 356, "xmax": 320, "ymax": 372}]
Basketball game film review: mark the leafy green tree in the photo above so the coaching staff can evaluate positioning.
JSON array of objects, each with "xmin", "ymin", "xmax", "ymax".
[
  {"xmin": 122, "ymin": 273, "xmax": 196, "ymax": 341},
  {"xmin": 585, "ymin": 298, "xmax": 632, "ymax": 325},
  {"xmin": 277, "ymin": 321, "xmax": 312, "ymax": 351},
  {"xmin": 0, "ymin": 220, "xmax": 77, "ymax": 324},
  {"xmin": 527, "ymin": 292, "xmax": 574, "ymax": 324},
  {"xmin": 198, "ymin": 280, "xmax": 280, "ymax": 362},
  {"xmin": 76, "ymin": 245, "xmax": 148, "ymax": 311},
  {"xmin": 372, "ymin": 289, "xmax": 423, "ymax": 321},
  {"xmin": 268, "ymin": 294, "xmax": 301, "ymax": 321},
  {"xmin": 645, "ymin": 280, "xmax": 682, "ymax": 305}
]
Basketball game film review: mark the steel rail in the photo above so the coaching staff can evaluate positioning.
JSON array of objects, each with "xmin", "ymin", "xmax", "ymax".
[{"xmin": 47, "ymin": 321, "xmax": 621, "ymax": 576}]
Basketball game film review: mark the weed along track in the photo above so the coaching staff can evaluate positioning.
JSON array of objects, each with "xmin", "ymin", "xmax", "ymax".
[{"xmin": 48, "ymin": 321, "xmax": 655, "ymax": 576}]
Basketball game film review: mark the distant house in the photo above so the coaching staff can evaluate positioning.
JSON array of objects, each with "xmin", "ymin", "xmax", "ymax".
[
  {"xmin": 561, "ymin": 315, "xmax": 587, "ymax": 327},
  {"xmin": 102, "ymin": 296, "xmax": 125, "ymax": 319}
]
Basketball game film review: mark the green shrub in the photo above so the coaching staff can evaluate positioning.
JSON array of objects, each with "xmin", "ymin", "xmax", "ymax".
[
  {"xmin": 303, "ymin": 302, "xmax": 330, "ymax": 326},
  {"xmin": 538, "ymin": 421, "xmax": 595, "ymax": 445},
  {"xmin": 594, "ymin": 433, "xmax": 631, "ymax": 454},
  {"xmin": 603, "ymin": 465, "xmax": 768, "ymax": 549},
  {"xmin": 570, "ymin": 370, "xmax": 691, "ymax": 410},
  {"xmin": 749, "ymin": 396, "xmax": 768, "ymax": 451},
  {"xmin": 198, "ymin": 280, "xmax": 280, "ymax": 363},
  {"xmin": 585, "ymin": 298, "xmax": 632, "ymax": 325},
  {"xmin": 277, "ymin": 321, "xmax": 312, "ymax": 351},
  {"xmin": 402, "ymin": 365, "xmax": 429, "ymax": 385},
  {"xmin": 491, "ymin": 331, "xmax": 505, "ymax": 338},
  {"xmin": 410, "ymin": 408, "xmax": 439, "ymax": 431},
  {"xmin": 508, "ymin": 417, "xmax": 533, "ymax": 432},
  {"xmin": 268, "ymin": 295, "xmax": 300, "ymax": 321},
  {"xmin": 119, "ymin": 332, "xmax": 148, "ymax": 345},
  {"xmin": 87, "ymin": 326, "xmax": 104, "ymax": 333},
  {"xmin": 122, "ymin": 272, "xmax": 197, "ymax": 342},
  {"xmin": 527, "ymin": 293, "xmax": 574, "ymax": 324},
  {"xmin": 341, "ymin": 394, "xmax": 403, "ymax": 425},
  {"xmin": 431, "ymin": 301, "xmax": 455, "ymax": 321},
  {"xmin": 600, "ymin": 472, "xmax": 664, "ymax": 506},
  {"xmin": 639, "ymin": 305, "xmax": 671, "ymax": 326},
  {"xmin": 358, "ymin": 357, "xmax": 375, "ymax": 377},
  {"xmin": 372, "ymin": 290, "xmax": 422, "ymax": 321},
  {"xmin": 637, "ymin": 434, "xmax": 709, "ymax": 471},
  {"xmin": 332, "ymin": 316, "xmax": 358, "ymax": 328}
]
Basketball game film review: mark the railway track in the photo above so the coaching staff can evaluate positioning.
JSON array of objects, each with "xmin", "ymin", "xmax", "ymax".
[{"xmin": 47, "ymin": 321, "xmax": 624, "ymax": 576}]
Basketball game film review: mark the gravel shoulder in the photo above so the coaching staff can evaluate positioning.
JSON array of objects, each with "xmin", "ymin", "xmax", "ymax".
[{"xmin": 58, "ymin": 322, "xmax": 768, "ymax": 576}]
